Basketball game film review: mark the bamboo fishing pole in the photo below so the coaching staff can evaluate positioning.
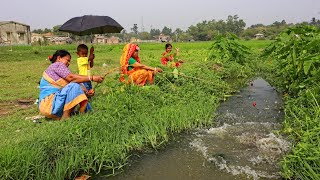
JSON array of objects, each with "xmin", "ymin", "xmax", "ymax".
[
  {"xmin": 92, "ymin": 66, "xmax": 121, "ymax": 89},
  {"xmin": 92, "ymin": 65, "xmax": 137, "ymax": 89},
  {"xmin": 162, "ymin": 70, "xmax": 214, "ymax": 84}
]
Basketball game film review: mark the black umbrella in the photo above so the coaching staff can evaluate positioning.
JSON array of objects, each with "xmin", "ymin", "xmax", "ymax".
[{"xmin": 59, "ymin": 15, "xmax": 124, "ymax": 36}]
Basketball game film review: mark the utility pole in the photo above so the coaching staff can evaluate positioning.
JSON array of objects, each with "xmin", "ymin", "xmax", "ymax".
[{"xmin": 141, "ymin": 16, "xmax": 144, "ymax": 32}]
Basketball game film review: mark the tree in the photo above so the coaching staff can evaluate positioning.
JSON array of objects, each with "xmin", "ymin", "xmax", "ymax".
[
  {"xmin": 43, "ymin": 28, "xmax": 52, "ymax": 33},
  {"xmin": 225, "ymin": 15, "xmax": 246, "ymax": 36},
  {"xmin": 271, "ymin": 20, "xmax": 286, "ymax": 27},
  {"xmin": 310, "ymin": 17, "xmax": 320, "ymax": 27},
  {"xmin": 161, "ymin": 26, "xmax": 173, "ymax": 36},
  {"xmin": 52, "ymin": 25, "xmax": 69, "ymax": 36},
  {"xmin": 179, "ymin": 32, "xmax": 193, "ymax": 42},
  {"xmin": 250, "ymin": 24, "xmax": 265, "ymax": 28},
  {"xmin": 138, "ymin": 32, "xmax": 151, "ymax": 40},
  {"xmin": 150, "ymin": 28, "xmax": 161, "ymax": 37},
  {"xmin": 187, "ymin": 21, "xmax": 211, "ymax": 41},
  {"xmin": 52, "ymin": 25, "xmax": 61, "ymax": 33},
  {"xmin": 32, "ymin": 29, "xmax": 44, "ymax": 34},
  {"xmin": 120, "ymin": 29, "xmax": 127, "ymax": 42},
  {"xmin": 131, "ymin": 24, "xmax": 138, "ymax": 34},
  {"xmin": 173, "ymin": 28, "xmax": 184, "ymax": 42}
]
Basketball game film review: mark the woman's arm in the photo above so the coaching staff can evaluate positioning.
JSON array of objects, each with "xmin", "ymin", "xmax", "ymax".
[
  {"xmin": 65, "ymin": 73, "xmax": 104, "ymax": 83},
  {"xmin": 131, "ymin": 62, "xmax": 163, "ymax": 73}
]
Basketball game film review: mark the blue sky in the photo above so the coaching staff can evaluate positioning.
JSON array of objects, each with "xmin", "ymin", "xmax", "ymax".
[{"xmin": 1, "ymin": 0, "xmax": 319, "ymax": 31}]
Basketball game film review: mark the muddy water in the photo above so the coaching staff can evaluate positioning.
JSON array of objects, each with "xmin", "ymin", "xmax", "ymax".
[{"xmin": 104, "ymin": 78, "xmax": 289, "ymax": 180}]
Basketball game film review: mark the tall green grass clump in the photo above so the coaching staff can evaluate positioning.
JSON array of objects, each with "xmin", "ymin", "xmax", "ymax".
[{"xmin": 261, "ymin": 25, "xmax": 320, "ymax": 179}]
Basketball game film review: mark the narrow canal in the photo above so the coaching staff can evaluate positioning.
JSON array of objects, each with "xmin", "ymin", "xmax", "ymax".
[{"xmin": 102, "ymin": 78, "xmax": 290, "ymax": 180}]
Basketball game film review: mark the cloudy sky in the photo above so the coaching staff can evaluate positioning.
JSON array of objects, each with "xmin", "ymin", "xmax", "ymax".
[{"xmin": 1, "ymin": 0, "xmax": 320, "ymax": 31}]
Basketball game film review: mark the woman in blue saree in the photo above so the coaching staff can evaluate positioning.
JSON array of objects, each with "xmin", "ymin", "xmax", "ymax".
[{"xmin": 39, "ymin": 50, "xmax": 104, "ymax": 120}]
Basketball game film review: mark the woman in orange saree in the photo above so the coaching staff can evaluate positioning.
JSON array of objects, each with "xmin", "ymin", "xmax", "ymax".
[{"xmin": 120, "ymin": 43, "xmax": 163, "ymax": 86}]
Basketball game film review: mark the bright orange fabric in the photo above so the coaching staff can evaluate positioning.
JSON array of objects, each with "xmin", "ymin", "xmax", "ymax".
[
  {"xmin": 127, "ymin": 68, "xmax": 154, "ymax": 86},
  {"xmin": 120, "ymin": 43, "xmax": 154, "ymax": 86},
  {"xmin": 161, "ymin": 51, "xmax": 174, "ymax": 65},
  {"xmin": 120, "ymin": 43, "xmax": 140, "ymax": 82},
  {"xmin": 161, "ymin": 51, "xmax": 182, "ymax": 67}
]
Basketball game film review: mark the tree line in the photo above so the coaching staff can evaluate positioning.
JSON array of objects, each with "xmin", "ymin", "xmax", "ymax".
[{"xmin": 32, "ymin": 15, "xmax": 320, "ymax": 42}]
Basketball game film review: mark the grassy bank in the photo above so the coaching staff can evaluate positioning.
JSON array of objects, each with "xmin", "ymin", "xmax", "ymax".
[
  {"xmin": 260, "ymin": 25, "xmax": 320, "ymax": 179},
  {"xmin": 0, "ymin": 40, "xmax": 266, "ymax": 179}
]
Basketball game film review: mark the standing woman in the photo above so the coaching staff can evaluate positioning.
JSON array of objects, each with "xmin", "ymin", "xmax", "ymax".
[
  {"xmin": 39, "ymin": 50, "xmax": 104, "ymax": 120},
  {"xmin": 120, "ymin": 43, "xmax": 163, "ymax": 86}
]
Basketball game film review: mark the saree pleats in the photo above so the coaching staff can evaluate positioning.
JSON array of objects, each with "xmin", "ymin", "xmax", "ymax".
[{"xmin": 39, "ymin": 72, "xmax": 89, "ymax": 118}]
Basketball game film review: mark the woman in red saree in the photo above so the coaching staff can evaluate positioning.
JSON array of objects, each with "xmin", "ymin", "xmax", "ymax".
[{"xmin": 120, "ymin": 43, "xmax": 163, "ymax": 86}]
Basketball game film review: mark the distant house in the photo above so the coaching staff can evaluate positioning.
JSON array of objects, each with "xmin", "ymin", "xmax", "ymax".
[
  {"xmin": 157, "ymin": 34, "xmax": 170, "ymax": 42},
  {"xmin": 42, "ymin": 32, "xmax": 54, "ymax": 39},
  {"xmin": 49, "ymin": 36, "xmax": 72, "ymax": 45},
  {"xmin": 94, "ymin": 35, "xmax": 105, "ymax": 44},
  {"xmin": 0, "ymin": 21, "xmax": 31, "ymax": 45},
  {"xmin": 94, "ymin": 35, "xmax": 120, "ymax": 44},
  {"xmin": 31, "ymin": 33, "xmax": 44, "ymax": 43},
  {"xmin": 106, "ymin": 36, "xmax": 120, "ymax": 44},
  {"xmin": 130, "ymin": 37, "xmax": 141, "ymax": 43},
  {"xmin": 254, "ymin": 33, "xmax": 265, "ymax": 39}
]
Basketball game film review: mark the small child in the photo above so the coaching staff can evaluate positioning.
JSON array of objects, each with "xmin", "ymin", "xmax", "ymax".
[
  {"xmin": 161, "ymin": 43, "xmax": 183, "ymax": 67},
  {"xmin": 77, "ymin": 44, "xmax": 95, "ymax": 91}
]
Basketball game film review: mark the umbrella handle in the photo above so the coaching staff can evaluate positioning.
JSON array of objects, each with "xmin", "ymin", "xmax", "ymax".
[{"xmin": 90, "ymin": 33, "xmax": 94, "ymax": 44}]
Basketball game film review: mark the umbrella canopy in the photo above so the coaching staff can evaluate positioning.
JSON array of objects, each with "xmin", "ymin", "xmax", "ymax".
[{"xmin": 59, "ymin": 15, "xmax": 124, "ymax": 36}]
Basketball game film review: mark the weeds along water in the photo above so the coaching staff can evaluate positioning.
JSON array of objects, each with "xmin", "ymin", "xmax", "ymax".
[
  {"xmin": 260, "ymin": 25, "xmax": 320, "ymax": 180},
  {"xmin": 106, "ymin": 78, "xmax": 289, "ymax": 180},
  {"xmin": 0, "ymin": 41, "xmax": 262, "ymax": 179}
]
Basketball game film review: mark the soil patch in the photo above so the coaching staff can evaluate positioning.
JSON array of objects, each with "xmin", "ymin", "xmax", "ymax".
[{"xmin": 0, "ymin": 99, "xmax": 35, "ymax": 117}]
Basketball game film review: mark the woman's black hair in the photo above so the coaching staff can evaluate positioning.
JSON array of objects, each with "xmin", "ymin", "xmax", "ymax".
[
  {"xmin": 49, "ymin": 50, "xmax": 71, "ymax": 63},
  {"xmin": 165, "ymin": 43, "xmax": 172, "ymax": 49}
]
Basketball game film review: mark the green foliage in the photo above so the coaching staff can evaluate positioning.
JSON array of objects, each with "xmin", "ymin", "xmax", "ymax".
[
  {"xmin": 131, "ymin": 24, "xmax": 138, "ymax": 34},
  {"xmin": 280, "ymin": 87, "xmax": 320, "ymax": 180},
  {"xmin": 161, "ymin": 26, "xmax": 173, "ymax": 36},
  {"xmin": 261, "ymin": 25, "xmax": 320, "ymax": 180},
  {"xmin": 208, "ymin": 33, "xmax": 251, "ymax": 65},
  {"xmin": 0, "ymin": 41, "xmax": 260, "ymax": 179},
  {"xmin": 262, "ymin": 25, "xmax": 320, "ymax": 96},
  {"xmin": 187, "ymin": 15, "xmax": 246, "ymax": 41},
  {"xmin": 150, "ymin": 28, "xmax": 161, "ymax": 37}
]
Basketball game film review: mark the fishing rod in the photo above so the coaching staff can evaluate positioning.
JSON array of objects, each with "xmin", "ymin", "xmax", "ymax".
[
  {"xmin": 93, "ymin": 66, "xmax": 215, "ymax": 89},
  {"xmin": 92, "ymin": 66, "xmax": 121, "ymax": 89},
  {"xmin": 161, "ymin": 70, "xmax": 214, "ymax": 84}
]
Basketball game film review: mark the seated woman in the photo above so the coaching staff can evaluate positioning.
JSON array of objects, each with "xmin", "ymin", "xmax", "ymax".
[
  {"xmin": 161, "ymin": 43, "xmax": 183, "ymax": 67},
  {"xmin": 39, "ymin": 50, "xmax": 104, "ymax": 120},
  {"xmin": 120, "ymin": 43, "xmax": 163, "ymax": 86}
]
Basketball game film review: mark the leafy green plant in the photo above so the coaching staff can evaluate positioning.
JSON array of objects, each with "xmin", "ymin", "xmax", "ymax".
[
  {"xmin": 208, "ymin": 33, "xmax": 251, "ymax": 65},
  {"xmin": 262, "ymin": 25, "xmax": 320, "ymax": 180},
  {"xmin": 262, "ymin": 25, "xmax": 320, "ymax": 96}
]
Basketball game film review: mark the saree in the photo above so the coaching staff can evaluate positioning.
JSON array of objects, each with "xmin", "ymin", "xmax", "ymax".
[
  {"xmin": 120, "ymin": 43, "xmax": 154, "ymax": 86},
  {"xmin": 161, "ymin": 51, "xmax": 173, "ymax": 65},
  {"xmin": 39, "ymin": 72, "xmax": 89, "ymax": 119},
  {"xmin": 161, "ymin": 51, "xmax": 181, "ymax": 67}
]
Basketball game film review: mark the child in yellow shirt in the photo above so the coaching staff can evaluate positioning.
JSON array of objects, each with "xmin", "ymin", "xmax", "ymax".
[{"xmin": 77, "ymin": 44, "xmax": 95, "ymax": 91}]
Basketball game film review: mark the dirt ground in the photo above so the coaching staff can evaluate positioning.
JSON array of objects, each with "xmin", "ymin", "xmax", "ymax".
[{"xmin": 0, "ymin": 99, "xmax": 35, "ymax": 117}]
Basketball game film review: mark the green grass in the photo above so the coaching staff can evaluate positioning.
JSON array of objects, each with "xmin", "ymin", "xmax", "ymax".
[
  {"xmin": 258, "ymin": 27, "xmax": 320, "ymax": 179},
  {"xmin": 0, "ymin": 40, "xmax": 267, "ymax": 179}
]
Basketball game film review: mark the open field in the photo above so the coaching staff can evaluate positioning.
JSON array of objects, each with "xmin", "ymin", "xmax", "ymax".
[{"xmin": 0, "ymin": 40, "xmax": 268, "ymax": 179}]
